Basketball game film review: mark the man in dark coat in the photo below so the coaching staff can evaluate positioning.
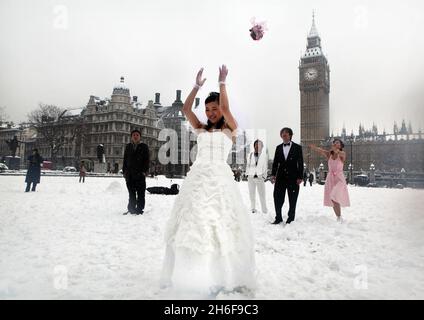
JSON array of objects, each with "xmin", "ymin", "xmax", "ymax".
[
  {"xmin": 270, "ymin": 128, "xmax": 304, "ymax": 224},
  {"xmin": 25, "ymin": 149, "xmax": 43, "ymax": 192},
  {"xmin": 123, "ymin": 129, "xmax": 150, "ymax": 215},
  {"xmin": 308, "ymin": 172, "xmax": 314, "ymax": 186},
  {"xmin": 303, "ymin": 171, "xmax": 308, "ymax": 186}
]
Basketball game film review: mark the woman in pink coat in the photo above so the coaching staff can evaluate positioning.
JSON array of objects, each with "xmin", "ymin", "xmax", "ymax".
[{"xmin": 310, "ymin": 139, "xmax": 350, "ymax": 222}]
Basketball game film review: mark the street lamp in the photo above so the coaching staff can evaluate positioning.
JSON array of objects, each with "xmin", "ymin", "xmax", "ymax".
[
  {"xmin": 348, "ymin": 163, "xmax": 353, "ymax": 184},
  {"xmin": 346, "ymin": 133, "xmax": 354, "ymax": 184},
  {"xmin": 369, "ymin": 163, "xmax": 376, "ymax": 184},
  {"xmin": 319, "ymin": 162, "xmax": 325, "ymax": 184}
]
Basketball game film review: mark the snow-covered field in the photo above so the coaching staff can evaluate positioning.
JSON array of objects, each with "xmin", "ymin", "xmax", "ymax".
[{"xmin": 0, "ymin": 175, "xmax": 423, "ymax": 300}]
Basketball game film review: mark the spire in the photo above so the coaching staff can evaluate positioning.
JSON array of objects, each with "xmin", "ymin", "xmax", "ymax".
[
  {"xmin": 308, "ymin": 10, "xmax": 319, "ymax": 38},
  {"xmin": 400, "ymin": 119, "xmax": 407, "ymax": 134},
  {"xmin": 408, "ymin": 121, "xmax": 413, "ymax": 134}
]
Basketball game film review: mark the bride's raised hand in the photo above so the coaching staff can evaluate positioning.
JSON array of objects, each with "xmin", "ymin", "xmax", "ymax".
[
  {"xmin": 196, "ymin": 68, "xmax": 207, "ymax": 88},
  {"xmin": 219, "ymin": 64, "xmax": 228, "ymax": 83}
]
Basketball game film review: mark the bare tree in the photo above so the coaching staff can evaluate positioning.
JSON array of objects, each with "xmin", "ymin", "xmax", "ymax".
[{"xmin": 27, "ymin": 103, "xmax": 84, "ymax": 168}]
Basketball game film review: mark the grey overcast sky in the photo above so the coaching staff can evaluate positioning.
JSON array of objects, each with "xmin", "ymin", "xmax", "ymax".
[{"xmin": 1, "ymin": 0, "xmax": 423, "ymax": 150}]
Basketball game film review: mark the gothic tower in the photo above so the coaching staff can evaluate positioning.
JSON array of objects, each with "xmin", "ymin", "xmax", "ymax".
[{"xmin": 299, "ymin": 13, "xmax": 330, "ymax": 171}]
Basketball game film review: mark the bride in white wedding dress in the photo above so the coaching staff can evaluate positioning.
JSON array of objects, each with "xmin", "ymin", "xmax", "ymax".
[{"xmin": 160, "ymin": 65, "xmax": 256, "ymax": 298}]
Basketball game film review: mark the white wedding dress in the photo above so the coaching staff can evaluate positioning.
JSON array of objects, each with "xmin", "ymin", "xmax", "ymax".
[{"xmin": 160, "ymin": 131, "xmax": 256, "ymax": 297}]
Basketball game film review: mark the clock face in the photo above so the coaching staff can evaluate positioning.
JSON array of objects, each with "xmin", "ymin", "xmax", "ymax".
[{"xmin": 304, "ymin": 68, "xmax": 318, "ymax": 81}]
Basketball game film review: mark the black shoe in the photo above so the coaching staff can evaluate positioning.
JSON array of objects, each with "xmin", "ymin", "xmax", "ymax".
[
  {"xmin": 272, "ymin": 220, "xmax": 283, "ymax": 225},
  {"xmin": 286, "ymin": 219, "xmax": 294, "ymax": 224}
]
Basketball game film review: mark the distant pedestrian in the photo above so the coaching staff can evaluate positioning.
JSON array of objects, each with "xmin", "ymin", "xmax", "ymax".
[
  {"xmin": 25, "ymin": 149, "xmax": 43, "ymax": 192},
  {"xmin": 234, "ymin": 168, "xmax": 242, "ymax": 182},
  {"xmin": 303, "ymin": 171, "xmax": 308, "ymax": 187},
  {"xmin": 79, "ymin": 161, "xmax": 87, "ymax": 183},
  {"xmin": 308, "ymin": 172, "xmax": 314, "ymax": 186}
]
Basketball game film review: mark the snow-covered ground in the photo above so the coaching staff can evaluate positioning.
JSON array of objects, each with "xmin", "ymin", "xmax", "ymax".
[{"xmin": 0, "ymin": 175, "xmax": 423, "ymax": 300}]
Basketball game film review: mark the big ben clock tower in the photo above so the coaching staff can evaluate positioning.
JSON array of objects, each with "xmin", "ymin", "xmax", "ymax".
[{"xmin": 299, "ymin": 13, "xmax": 330, "ymax": 171}]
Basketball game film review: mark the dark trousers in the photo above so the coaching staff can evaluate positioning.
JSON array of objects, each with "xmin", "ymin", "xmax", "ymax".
[
  {"xmin": 126, "ymin": 176, "xmax": 146, "ymax": 213},
  {"xmin": 25, "ymin": 182, "xmax": 37, "ymax": 192},
  {"xmin": 273, "ymin": 179, "xmax": 300, "ymax": 222},
  {"xmin": 79, "ymin": 175, "xmax": 85, "ymax": 183}
]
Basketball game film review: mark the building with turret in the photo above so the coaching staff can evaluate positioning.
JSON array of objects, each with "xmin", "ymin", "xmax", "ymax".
[{"xmin": 82, "ymin": 77, "xmax": 160, "ymax": 173}]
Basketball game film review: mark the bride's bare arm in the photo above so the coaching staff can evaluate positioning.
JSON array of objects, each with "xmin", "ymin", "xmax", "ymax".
[
  {"xmin": 183, "ymin": 88, "xmax": 203, "ymax": 129},
  {"xmin": 218, "ymin": 65, "xmax": 238, "ymax": 132},
  {"xmin": 182, "ymin": 69, "xmax": 206, "ymax": 130}
]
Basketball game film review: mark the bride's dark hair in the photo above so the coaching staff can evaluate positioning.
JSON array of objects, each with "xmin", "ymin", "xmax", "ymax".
[
  {"xmin": 205, "ymin": 91, "xmax": 220, "ymax": 105},
  {"xmin": 204, "ymin": 92, "xmax": 225, "ymax": 130}
]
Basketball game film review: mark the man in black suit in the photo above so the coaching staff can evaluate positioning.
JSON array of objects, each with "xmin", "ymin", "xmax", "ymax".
[
  {"xmin": 123, "ymin": 129, "xmax": 150, "ymax": 215},
  {"xmin": 271, "ymin": 128, "xmax": 304, "ymax": 224}
]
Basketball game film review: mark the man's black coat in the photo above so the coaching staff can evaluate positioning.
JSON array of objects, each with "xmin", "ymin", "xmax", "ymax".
[
  {"xmin": 271, "ymin": 142, "xmax": 304, "ymax": 182},
  {"xmin": 123, "ymin": 142, "xmax": 150, "ymax": 180}
]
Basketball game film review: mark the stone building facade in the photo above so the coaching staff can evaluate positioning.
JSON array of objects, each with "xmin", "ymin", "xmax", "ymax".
[{"xmin": 81, "ymin": 77, "xmax": 160, "ymax": 173}]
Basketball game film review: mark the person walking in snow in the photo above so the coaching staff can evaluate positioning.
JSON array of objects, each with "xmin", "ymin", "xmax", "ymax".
[
  {"xmin": 122, "ymin": 129, "xmax": 150, "ymax": 215},
  {"xmin": 308, "ymin": 172, "xmax": 314, "ymax": 186},
  {"xmin": 25, "ymin": 148, "xmax": 43, "ymax": 192},
  {"xmin": 79, "ymin": 161, "xmax": 87, "ymax": 183}
]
